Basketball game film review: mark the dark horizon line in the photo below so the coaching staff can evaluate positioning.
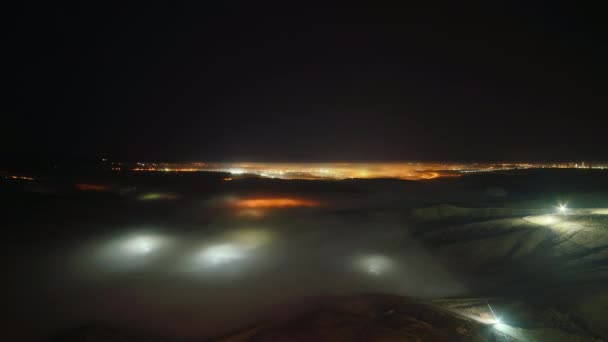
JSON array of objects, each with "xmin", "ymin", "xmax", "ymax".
[{"xmin": 5, "ymin": 158, "xmax": 607, "ymax": 165}]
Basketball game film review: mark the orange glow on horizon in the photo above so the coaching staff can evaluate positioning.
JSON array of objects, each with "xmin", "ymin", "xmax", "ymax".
[
  {"xmin": 232, "ymin": 197, "xmax": 320, "ymax": 209},
  {"xmin": 75, "ymin": 183, "xmax": 109, "ymax": 191}
]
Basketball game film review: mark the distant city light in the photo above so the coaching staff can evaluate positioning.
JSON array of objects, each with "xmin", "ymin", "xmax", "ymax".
[
  {"xmin": 4, "ymin": 175, "xmax": 35, "ymax": 181},
  {"xmin": 111, "ymin": 161, "xmax": 608, "ymax": 180}
]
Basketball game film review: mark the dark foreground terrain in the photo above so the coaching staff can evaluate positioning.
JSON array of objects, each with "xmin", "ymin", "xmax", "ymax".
[{"xmin": 3, "ymin": 168, "xmax": 608, "ymax": 341}]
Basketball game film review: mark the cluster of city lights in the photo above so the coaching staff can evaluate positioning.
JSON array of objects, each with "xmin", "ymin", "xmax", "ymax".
[
  {"xmin": 109, "ymin": 161, "xmax": 608, "ymax": 181},
  {"xmin": 2, "ymin": 175, "xmax": 35, "ymax": 181},
  {"xmin": 211, "ymin": 163, "xmax": 460, "ymax": 180}
]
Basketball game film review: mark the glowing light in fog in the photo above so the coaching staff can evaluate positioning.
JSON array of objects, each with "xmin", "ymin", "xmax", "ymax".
[
  {"xmin": 115, "ymin": 234, "xmax": 167, "ymax": 256},
  {"xmin": 523, "ymin": 214, "xmax": 561, "ymax": 226},
  {"xmin": 186, "ymin": 229, "xmax": 273, "ymax": 271},
  {"xmin": 137, "ymin": 192, "xmax": 179, "ymax": 201},
  {"xmin": 90, "ymin": 232, "xmax": 173, "ymax": 271},
  {"xmin": 493, "ymin": 321, "xmax": 505, "ymax": 329},
  {"xmin": 125, "ymin": 236, "xmax": 156, "ymax": 254},
  {"xmin": 486, "ymin": 303, "xmax": 505, "ymax": 329},
  {"xmin": 232, "ymin": 198, "xmax": 320, "ymax": 209},
  {"xmin": 225, "ymin": 228, "xmax": 273, "ymax": 249},
  {"xmin": 355, "ymin": 254, "xmax": 394, "ymax": 275},
  {"xmin": 558, "ymin": 203, "xmax": 568, "ymax": 213},
  {"xmin": 198, "ymin": 244, "xmax": 245, "ymax": 266}
]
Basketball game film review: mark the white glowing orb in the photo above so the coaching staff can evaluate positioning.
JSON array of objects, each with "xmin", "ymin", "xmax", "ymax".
[
  {"xmin": 491, "ymin": 317, "xmax": 502, "ymax": 325},
  {"xmin": 355, "ymin": 254, "xmax": 394, "ymax": 275},
  {"xmin": 558, "ymin": 204, "xmax": 567, "ymax": 213},
  {"xmin": 90, "ymin": 232, "xmax": 173, "ymax": 271},
  {"xmin": 229, "ymin": 169, "xmax": 245, "ymax": 175},
  {"xmin": 198, "ymin": 243, "xmax": 245, "ymax": 266},
  {"xmin": 493, "ymin": 322, "xmax": 507, "ymax": 330},
  {"xmin": 121, "ymin": 235, "xmax": 164, "ymax": 255}
]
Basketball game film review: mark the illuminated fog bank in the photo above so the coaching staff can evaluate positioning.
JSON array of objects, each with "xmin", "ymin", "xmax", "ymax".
[
  {"xmin": 68, "ymin": 230, "xmax": 177, "ymax": 274},
  {"xmin": 178, "ymin": 228, "xmax": 275, "ymax": 275},
  {"xmin": 353, "ymin": 254, "xmax": 395, "ymax": 276}
]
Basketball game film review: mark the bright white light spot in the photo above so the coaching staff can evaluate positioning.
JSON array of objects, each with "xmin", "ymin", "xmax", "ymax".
[
  {"xmin": 229, "ymin": 169, "xmax": 245, "ymax": 175},
  {"xmin": 493, "ymin": 322, "xmax": 507, "ymax": 330},
  {"xmin": 558, "ymin": 204, "xmax": 567, "ymax": 213},
  {"xmin": 355, "ymin": 254, "xmax": 394, "ymax": 275},
  {"xmin": 89, "ymin": 232, "xmax": 173, "ymax": 271},
  {"xmin": 183, "ymin": 229, "xmax": 273, "ymax": 273},
  {"xmin": 121, "ymin": 235, "xmax": 164, "ymax": 255},
  {"xmin": 492, "ymin": 317, "xmax": 502, "ymax": 325},
  {"xmin": 198, "ymin": 243, "xmax": 245, "ymax": 266}
]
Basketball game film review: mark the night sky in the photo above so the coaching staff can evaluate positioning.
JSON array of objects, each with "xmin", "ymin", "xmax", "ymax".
[{"xmin": 8, "ymin": 3, "xmax": 608, "ymax": 163}]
